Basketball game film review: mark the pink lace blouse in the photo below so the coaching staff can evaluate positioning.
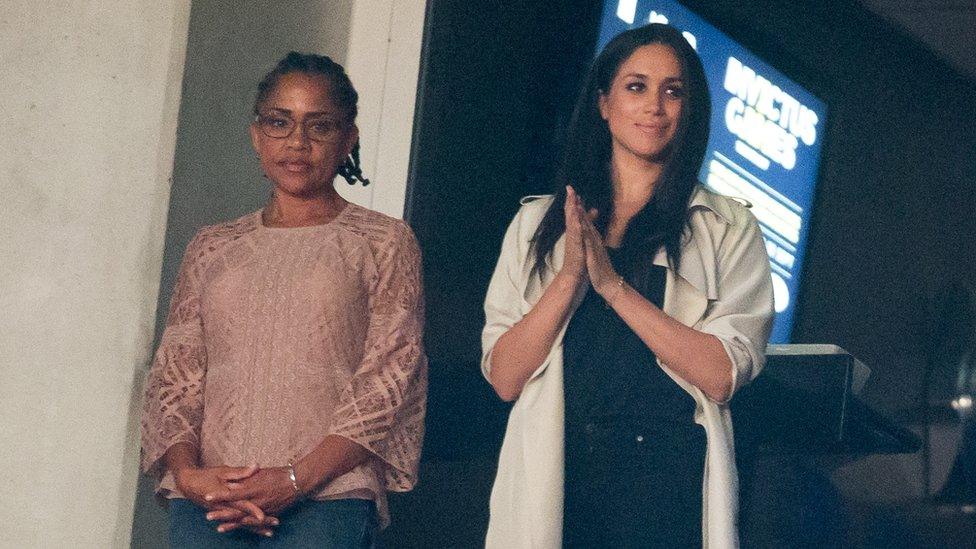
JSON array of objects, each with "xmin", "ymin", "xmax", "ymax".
[{"xmin": 140, "ymin": 204, "xmax": 427, "ymax": 524}]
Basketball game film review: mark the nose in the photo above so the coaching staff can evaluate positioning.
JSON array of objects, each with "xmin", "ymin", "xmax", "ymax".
[
  {"xmin": 644, "ymin": 89, "xmax": 665, "ymax": 114},
  {"xmin": 285, "ymin": 122, "xmax": 311, "ymax": 148}
]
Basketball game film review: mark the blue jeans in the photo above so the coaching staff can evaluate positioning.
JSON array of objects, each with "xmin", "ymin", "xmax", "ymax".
[{"xmin": 169, "ymin": 498, "xmax": 379, "ymax": 548}]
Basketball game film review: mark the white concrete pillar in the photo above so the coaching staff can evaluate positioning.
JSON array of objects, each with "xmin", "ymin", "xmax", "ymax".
[
  {"xmin": 0, "ymin": 2, "xmax": 192, "ymax": 547},
  {"xmin": 338, "ymin": 0, "xmax": 428, "ymax": 218}
]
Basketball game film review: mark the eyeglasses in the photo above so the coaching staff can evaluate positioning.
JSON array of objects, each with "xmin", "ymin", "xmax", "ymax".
[{"xmin": 255, "ymin": 113, "xmax": 348, "ymax": 142}]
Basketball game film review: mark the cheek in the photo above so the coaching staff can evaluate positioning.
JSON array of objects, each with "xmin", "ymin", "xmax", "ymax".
[
  {"xmin": 668, "ymin": 101, "xmax": 683, "ymax": 120},
  {"xmin": 605, "ymin": 98, "xmax": 634, "ymax": 127},
  {"xmin": 311, "ymin": 146, "xmax": 345, "ymax": 173},
  {"xmin": 605, "ymin": 97, "xmax": 629, "ymax": 121},
  {"xmin": 320, "ymin": 144, "xmax": 343, "ymax": 162},
  {"xmin": 255, "ymin": 137, "xmax": 280, "ymax": 161},
  {"xmin": 605, "ymin": 108, "xmax": 631, "ymax": 142},
  {"xmin": 257, "ymin": 147, "xmax": 278, "ymax": 172}
]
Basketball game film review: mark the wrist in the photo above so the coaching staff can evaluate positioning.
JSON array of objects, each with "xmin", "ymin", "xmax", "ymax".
[
  {"xmin": 163, "ymin": 442, "xmax": 200, "ymax": 484},
  {"xmin": 171, "ymin": 464, "xmax": 197, "ymax": 487},
  {"xmin": 286, "ymin": 460, "xmax": 305, "ymax": 498},
  {"xmin": 292, "ymin": 458, "xmax": 325, "ymax": 497},
  {"xmin": 598, "ymin": 274, "xmax": 626, "ymax": 305},
  {"xmin": 171, "ymin": 461, "xmax": 198, "ymax": 475},
  {"xmin": 553, "ymin": 270, "xmax": 584, "ymax": 288},
  {"xmin": 593, "ymin": 269, "xmax": 620, "ymax": 296}
]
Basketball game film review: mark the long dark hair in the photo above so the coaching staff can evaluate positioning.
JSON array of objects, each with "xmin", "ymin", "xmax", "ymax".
[
  {"xmin": 531, "ymin": 24, "xmax": 710, "ymax": 278},
  {"xmin": 253, "ymin": 51, "xmax": 369, "ymax": 185}
]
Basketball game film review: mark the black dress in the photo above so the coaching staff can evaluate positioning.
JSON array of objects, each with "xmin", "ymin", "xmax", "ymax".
[{"xmin": 563, "ymin": 248, "xmax": 706, "ymax": 548}]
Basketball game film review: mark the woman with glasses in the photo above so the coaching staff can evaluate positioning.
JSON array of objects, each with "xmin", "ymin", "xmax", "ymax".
[
  {"xmin": 482, "ymin": 24, "xmax": 774, "ymax": 548},
  {"xmin": 141, "ymin": 52, "xmax": 427, "ymax": 548}
]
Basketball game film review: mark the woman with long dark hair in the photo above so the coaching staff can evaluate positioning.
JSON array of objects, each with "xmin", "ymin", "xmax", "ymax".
[
  {"xmin": 482, "ymin": 24, "xmax": 774, "ymax": 548},
  {"xmin": 141, "ymin": 52, "xmax": 426, "ymax": 548}
]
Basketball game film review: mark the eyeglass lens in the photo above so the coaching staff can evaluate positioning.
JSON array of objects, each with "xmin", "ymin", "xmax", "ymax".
[{"xmin": 258, "ymin": 114, "xmax": 345, "ymax": 142}]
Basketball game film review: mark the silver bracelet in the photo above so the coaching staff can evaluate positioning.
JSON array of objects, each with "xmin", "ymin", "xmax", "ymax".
[
  {"xmin": 286, "ymin": 460, "xmax": 301, "ymax": 497},
  {"xmin": 603, "ymin": 275, "xmax": 626, "ymax": 308}
]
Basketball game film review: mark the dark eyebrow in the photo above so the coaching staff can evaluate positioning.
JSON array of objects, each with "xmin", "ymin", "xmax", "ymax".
[
  {"xmin": 262, "ymin": 107, "xmax": 341, "ymax": 118},
  {"xmin": 620, "ymin": 73, "xmax": 684, "ymax": 84}
]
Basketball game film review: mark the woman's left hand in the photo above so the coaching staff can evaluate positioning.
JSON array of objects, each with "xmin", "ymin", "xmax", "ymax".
[
  {"xmin": 578, "ymin": 208, "xmax": 619, "ymax": 296},
  {"xmin": 204, "ymin": 467, "xmax": 300, "ymax": 529}
]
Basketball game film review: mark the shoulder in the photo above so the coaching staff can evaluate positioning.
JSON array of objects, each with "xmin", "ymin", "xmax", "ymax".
[
  {"xmin": 507, "ymin": 194, "xmax": 556, "ymax": 238},
  {"xmin": 195, "ymin": 211, "xmax": 260, "ymax": 239},
  {"xmin": 687, "ymin": 186, "xmax": 760, "ymax": 233},
  {"xmin": 183, "ymin": 211, "xmax": 260, "ymax": 265},
  {"xmin": 336, "ymin": 203, "xmax": 420, "ymax": 255},
  {"xmin": 517, "ymin": 194, "xmax": 556, "ymax": 217}
]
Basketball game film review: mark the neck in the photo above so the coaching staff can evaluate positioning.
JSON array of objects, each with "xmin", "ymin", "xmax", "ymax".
[
  {"xmin": 605, "ymin": 148, "xmax": 664, "ymax": 245},
  {"xmin": 262, "ymin": 188, "xmax": 348, "ymax": 227}
]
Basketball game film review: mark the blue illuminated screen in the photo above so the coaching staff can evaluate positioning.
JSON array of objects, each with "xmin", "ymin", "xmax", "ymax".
[{"xmin": 599, "ymin": 0, "xmax": 827, "ymax": 343}]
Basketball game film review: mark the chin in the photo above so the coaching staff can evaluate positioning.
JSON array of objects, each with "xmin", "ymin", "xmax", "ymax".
[
  {"xmin": 618, "ymin": 134, "xmax": 674, "ymax": 162},
  {"xmin": 272, "ymin": 174, "xmax": 332, "ymax": 197},
  {"xmin": 636, "ymin": 140, "xmax": 675, "ymax": 163}
]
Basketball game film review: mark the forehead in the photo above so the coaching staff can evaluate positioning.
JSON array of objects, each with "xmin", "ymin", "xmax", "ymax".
[
  {"xmin": 262, "ymin": 72, "xmax": 338, "ymax": 112},
  {"xmin": 614, "ymin": 43, "xmax": 682, "ymax": 79}
]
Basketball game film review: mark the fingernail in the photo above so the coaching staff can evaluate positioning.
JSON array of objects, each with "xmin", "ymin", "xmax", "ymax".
[
  {"xmin": 205, "ymin": 513, "xmax": 214, "ymax": 520},
  {"xmin": 217, "ymin": 526, "xmax": 225, "ymax": 533},
  {"xmin": 271, "ymin": 519, "xmax": 279, "ymax": 526},
  {"xmin": 264, "ymin": 531, "xmax": 273, "ymax": 538},
  {"xmin": 205, "ymin": 495, "xmax": 213, "ymax": 501}
]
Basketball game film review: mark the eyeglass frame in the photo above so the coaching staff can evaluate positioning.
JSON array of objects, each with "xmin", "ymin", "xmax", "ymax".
[{"xmin": 253, "ymin": 111, "xmax": 352, "ymax": 143}]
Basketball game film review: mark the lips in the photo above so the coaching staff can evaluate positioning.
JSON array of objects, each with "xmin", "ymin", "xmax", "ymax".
[
  {"xmin": 279, "ymin": 160, "xmax": 312, "ymax": 173},
  {"xmin": 635, "ymin": 123, "xmax": 668, "ymax": 134}
]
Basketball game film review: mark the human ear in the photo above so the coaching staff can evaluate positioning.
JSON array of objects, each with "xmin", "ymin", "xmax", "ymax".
[
  {"xmin": 249, "ymin": 123, "xmax": 262, "ymax": 156},
  {"xmin": 344, "ymin": 124, "xmax": 359, "ymax": 158},
  {"xmin": 597, "ymin": 91, "xmax": 609, "ymax": 121}
]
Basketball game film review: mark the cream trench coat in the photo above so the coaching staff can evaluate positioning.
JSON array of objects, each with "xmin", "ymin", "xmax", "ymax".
[{"xmin": 481, "ymin": 186, "xmax": 775, "ymax": 549}]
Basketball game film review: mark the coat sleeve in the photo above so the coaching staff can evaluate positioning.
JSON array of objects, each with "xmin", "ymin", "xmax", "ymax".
[
  {"xmin": 140, "ymin": 233, "xmax": 208, "ymax": 477},
  {"xmin": 698, "ymin": 210, "xmax": 775, "ymax": 403},
  {"xmin": 481, "ymin": 205, "xmax": 531, "ymax": 381},
  {"xmin": 327, "ymin": 221, "xmax": 428, "ymax": 492}
]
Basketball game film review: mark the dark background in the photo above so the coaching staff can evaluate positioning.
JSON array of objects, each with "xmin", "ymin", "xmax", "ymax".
[{"xmin": 392, "ymin": 0, "xmax": 976, "ymax": 546}]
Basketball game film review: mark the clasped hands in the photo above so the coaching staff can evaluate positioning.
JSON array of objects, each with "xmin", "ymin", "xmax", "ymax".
[
  {"xmin": 563, "ymin": 186, "xmax": 620, "ymax": 299},
  {"xmin": 174, "ymin": 464, "xmax": 301, "ymax": 537}
]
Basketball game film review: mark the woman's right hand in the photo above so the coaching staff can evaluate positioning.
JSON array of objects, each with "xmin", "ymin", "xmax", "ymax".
[
  {"xmin": 561, "ymin": 186, "xmax": 587, "ymax": 282},
  {"xmin": 174, "ymin": 465, "xmax": 257, "ymax": 509},
  {"xmin": 173, "ymin": 465, "xmax": 277, "ymax": 534}
]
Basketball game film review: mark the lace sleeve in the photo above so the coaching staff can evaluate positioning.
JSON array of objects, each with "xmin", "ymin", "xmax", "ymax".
[
  {"xmin": 140, "ymin": 235, "xmax": 208, "ymax": 477},
  {"xmin": 328, "ymin": 222, "xmax": 428, "ymax": 492}
]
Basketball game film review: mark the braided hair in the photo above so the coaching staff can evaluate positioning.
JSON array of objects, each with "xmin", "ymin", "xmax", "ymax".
[{"xmin": 253, "ymin": 51, "xmax": 370, "ymax": 186}]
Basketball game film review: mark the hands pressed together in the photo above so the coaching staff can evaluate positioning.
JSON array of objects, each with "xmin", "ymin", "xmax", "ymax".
[
  {"xmin": 174, "ymin": 464, "xmax": 301, "ymax": 538},
  {"xmin": 563, "ymin": 186, "xmax": 620, "ymax": 300}
]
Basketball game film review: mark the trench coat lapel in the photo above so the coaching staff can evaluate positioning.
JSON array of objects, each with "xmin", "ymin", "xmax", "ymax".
[{"xmin": 655, "ymin": 242, "xmax": 711, "ymax": 328}]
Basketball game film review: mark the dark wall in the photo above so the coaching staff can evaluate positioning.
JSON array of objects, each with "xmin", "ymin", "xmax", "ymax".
[{"xmin": 408, "ymin": 0, "xmax": 605, "ymax": 460}]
